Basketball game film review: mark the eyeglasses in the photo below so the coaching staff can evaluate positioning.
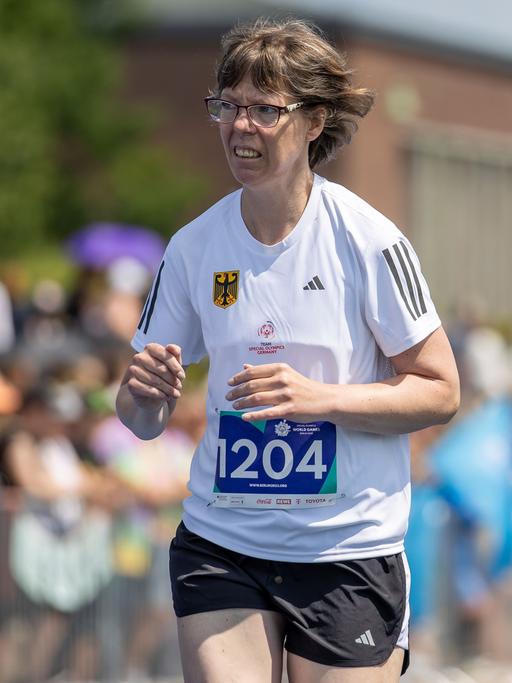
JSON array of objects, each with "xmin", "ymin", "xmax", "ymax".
[{"xmin": 204, "ymin": 97, "xmax": 304, "ymax": 128}]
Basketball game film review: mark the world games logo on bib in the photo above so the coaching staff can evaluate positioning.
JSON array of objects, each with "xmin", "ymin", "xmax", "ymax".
[
  {"xmin": 213, "ymin": 271, "xmax": 239, "ymax": 309},
  {"xmin": 275, "ymin": 420, "xmax": 291, "ymax": 437}
]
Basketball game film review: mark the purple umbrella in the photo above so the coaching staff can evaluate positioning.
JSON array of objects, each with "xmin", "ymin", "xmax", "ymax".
[{"xmin": 66, "ymin": 222, "xmax": 166, "ymax": 272}]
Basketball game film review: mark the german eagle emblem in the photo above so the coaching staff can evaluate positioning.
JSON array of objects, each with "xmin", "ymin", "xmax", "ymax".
[{"xmin": 213, "ymin": 271, "xmax": 239, "ymax": 309}]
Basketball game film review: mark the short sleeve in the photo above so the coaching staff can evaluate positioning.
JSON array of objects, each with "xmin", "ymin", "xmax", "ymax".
[
  {"xmin": 364, "ymin": 237, "xmax": 442, "ymax": 357},
  {"xmin": 131, "ymin": 239, "xmax": 207, "ymax": 365}
]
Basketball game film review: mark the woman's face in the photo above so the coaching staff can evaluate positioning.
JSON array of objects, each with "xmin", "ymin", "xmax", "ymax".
[{"xmin": 218, "ymin": 74, "xmax": 320, "ymax": 190}]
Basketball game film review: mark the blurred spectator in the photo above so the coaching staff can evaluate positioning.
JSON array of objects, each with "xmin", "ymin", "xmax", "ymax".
[
  {"xmin": 448, "ymin": 299, "xmax": 512, "ymax": 411},
  {"xmin": 0, "ymin": 282, "xmax": 15, "ymax": 355},
  {"xmin": 65, "ymin": 258, "xmax": 152, "ymax": 347},
  {"xmin": 17, "ymin": 279, "xmax": 92, "ymax": 370},
  {"xmin": 463, "ymin": 327, "xmax": 511, "ymax": 402},
  {"xmin": 66, "ymin": 267, "xmax": 112, "ymax": 342},
  {"xmin": 0, "ymin": 262, "xmax": 31, "ymax": 342},
  {"xmin": 103, "ymin": 258, "xmax": 152, "ymax": 343},
  {"xmin": 0, "ymin": 373, "xmax": 21, "ymax": 419},
  {"xmin": 429, "ymin": 395, "xmax": 512, "ymax": 666},
  {"xmin": 406, "ymin": 312, "xmax": 512, "ymax": 679},
  {"xmin": 90, "ymin": 412, "xmax": 195, "ymax": 681},
  {"xmin": 3, "ymin": 385, "xmax": 116, "ymax": 681},
  {"xmin": 0, "ymin": 375, "xmax": 23, "ymax": 683}
]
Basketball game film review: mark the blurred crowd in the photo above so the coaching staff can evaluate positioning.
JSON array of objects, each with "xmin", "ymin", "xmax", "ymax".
[
  {"xmin": 405, "ymin": 304, "xmax": 512, "ymax": 683},
  {"xmin": 0, "ymin": 258, "xmax": 206, "ymax": 682},
  {"xmin": 0, "ymin": 258, "xmax": 511, "ymax": 683}
]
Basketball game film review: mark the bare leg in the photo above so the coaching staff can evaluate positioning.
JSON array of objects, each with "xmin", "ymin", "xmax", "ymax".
[
  {"xmin": 287, "ymin": 647, "xmax": 404, "ymax": 683},
  {"xmin": 177, "ymin": 608, "xmax": 286, "ymax": 683},
  {"xmin": 126, "ymin": 606, "xmax": 173, "ymax": 675},
  {"xmin": 68, "ymin": 634, "xmax": 98, "ymax": 681},
  {"xmin": 28, "ymin": 610, "xmax": 68, "ymax": 680}
]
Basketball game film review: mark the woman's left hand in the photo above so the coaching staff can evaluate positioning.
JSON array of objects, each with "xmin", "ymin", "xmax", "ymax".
[{"xmin": 226, "ymin": 363, "xmax": 331, "ymax": 423}]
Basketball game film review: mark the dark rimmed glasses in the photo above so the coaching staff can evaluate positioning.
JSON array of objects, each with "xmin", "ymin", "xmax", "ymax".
[{"xmin": 204, "ymin": 97, "xmax": 304, "ymax": 128}]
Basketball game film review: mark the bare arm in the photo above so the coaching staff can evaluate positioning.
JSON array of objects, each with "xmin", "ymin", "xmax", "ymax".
[
  {"xmin": 6, "ymin": 432, "xmax": 95, "ymax": 500},
  {"xmin": 322, "ymin": 326, "xmax": 460, "ymax": 433},
  {"xmin": 116, "ymin": 343, "xmax": 186, "ymax": 440},
  {"xmin": 226, "ymin": 327, "xmax": 460, "ymax": 435},
  {"xmin": 6, "ymin": 432, "xmax": 74, "ymax": 500}
]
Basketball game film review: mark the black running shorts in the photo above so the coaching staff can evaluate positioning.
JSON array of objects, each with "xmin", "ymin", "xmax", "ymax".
[{"xmin": 169, "ymin": 522, "xmax": 410, "ymax": 674}]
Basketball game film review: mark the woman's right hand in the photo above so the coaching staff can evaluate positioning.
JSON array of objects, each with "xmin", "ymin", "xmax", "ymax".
[{"xmin": 124, "ymin": 343, "xmax": 186, "ymax": 412}]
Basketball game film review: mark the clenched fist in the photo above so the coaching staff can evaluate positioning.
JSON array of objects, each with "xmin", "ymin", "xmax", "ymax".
[{"xmin": 124, "ymin": 343, "xmax": 186, "ymax": 411}]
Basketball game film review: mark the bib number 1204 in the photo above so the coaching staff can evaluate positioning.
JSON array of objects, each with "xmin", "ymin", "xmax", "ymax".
[{"xmin": 217, "ymin": 437, "xmax": 326, "ymax": 481}]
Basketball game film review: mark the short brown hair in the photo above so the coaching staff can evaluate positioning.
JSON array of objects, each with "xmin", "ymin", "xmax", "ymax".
[{"xmin": 214, "ymin": 17, "xmax": 375, "ymax": 168}]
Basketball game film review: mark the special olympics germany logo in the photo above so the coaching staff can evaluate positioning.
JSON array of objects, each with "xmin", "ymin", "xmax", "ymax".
[
  {"xmin": 213, "ymin": 271, "xmax": 239, "ymax": 309},
  {"xmin": 258, "ymin": 321, "xmax": 275, "ymax": 340}
]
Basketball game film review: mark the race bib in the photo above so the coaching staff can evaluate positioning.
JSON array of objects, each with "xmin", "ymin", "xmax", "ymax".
[{"xmin": 212, "ymin": 411, "xmax": 338, "ymax": 508}]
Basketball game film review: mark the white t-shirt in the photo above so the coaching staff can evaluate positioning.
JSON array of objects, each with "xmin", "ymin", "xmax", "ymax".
[{"xmin": 131, "ymin": 174, "xmax": 441, "ymax": 562}]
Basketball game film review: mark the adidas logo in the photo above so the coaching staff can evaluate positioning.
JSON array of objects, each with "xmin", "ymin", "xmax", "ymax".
[
  {"xmin": 355, "ymin": 629, "xmax": 375, "ymax": 646},
  {"xmin": 303, "ymin": 276, "xmax": 325, "ymax": 290}
]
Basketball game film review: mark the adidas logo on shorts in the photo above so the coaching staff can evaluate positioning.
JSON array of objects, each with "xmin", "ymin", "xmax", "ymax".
[{"xmin": 355, "ymin": 629, "xmax": 375, "ymax": 646}]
